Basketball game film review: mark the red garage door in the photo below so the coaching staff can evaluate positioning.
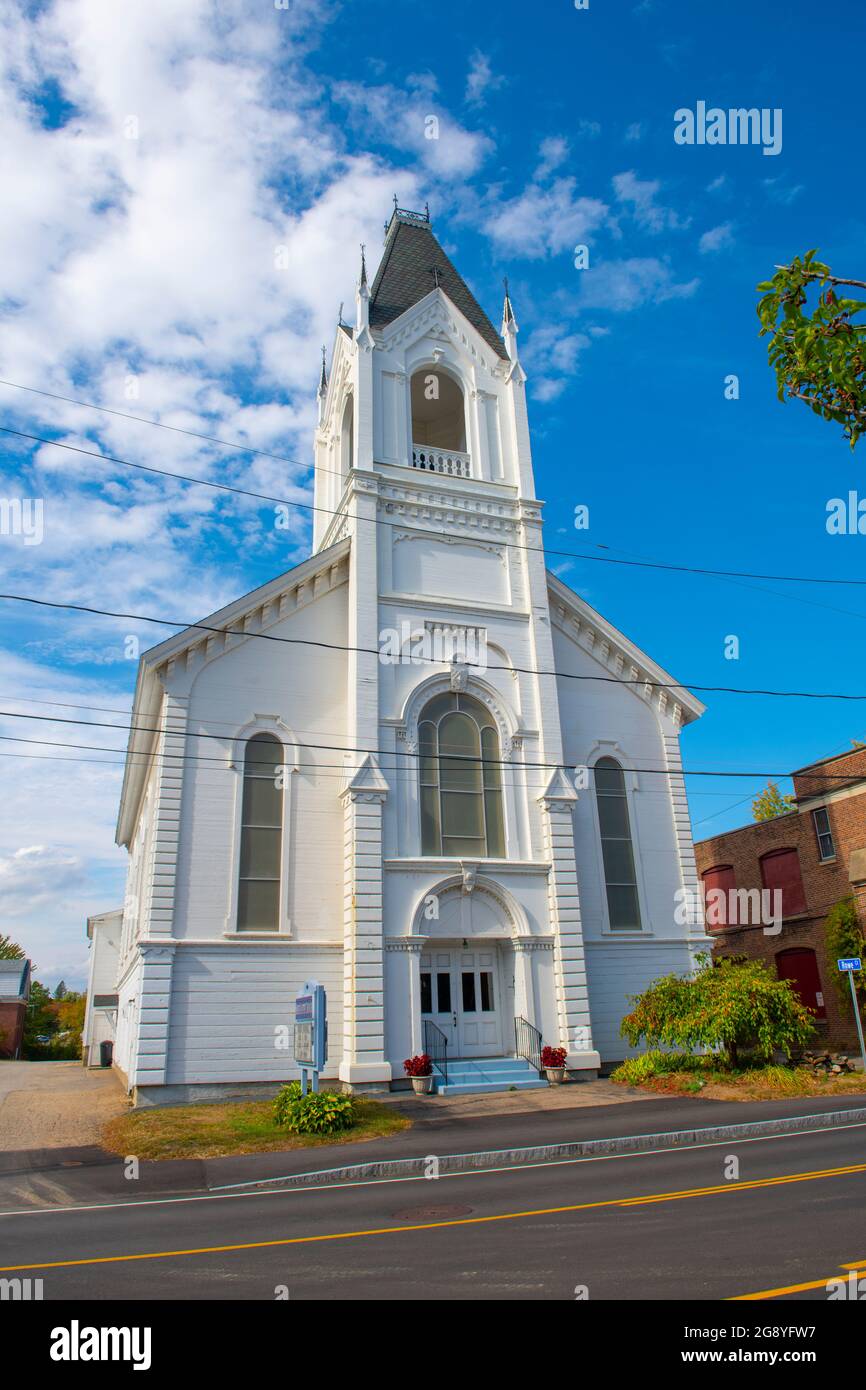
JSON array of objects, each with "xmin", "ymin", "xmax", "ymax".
[{"xmin": 776, "ymin": 947, "xmax": 826, "ymax": 1019}]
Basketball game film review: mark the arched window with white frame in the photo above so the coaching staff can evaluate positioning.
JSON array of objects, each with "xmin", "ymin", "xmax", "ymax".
[
  {"xmin": 237, "ymin": 732, "xmax": 283, "ymax": 932},
  {"xmin": 419, "ymin": 692, "xmax": 504, "ymax": 857},
  {"xmin": 594, "ymin": 756, "xmax": 641, "ymax": 931}
]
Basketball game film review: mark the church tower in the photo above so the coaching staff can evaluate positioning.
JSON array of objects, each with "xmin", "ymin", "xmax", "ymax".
[{"xmin": 314, "ymin": 205, "xmax": 601, "ymax": 1087}]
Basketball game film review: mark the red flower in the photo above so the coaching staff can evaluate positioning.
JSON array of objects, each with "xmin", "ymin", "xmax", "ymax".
[
  {"xmin": 404, "ymin": 1053, "xmax": 433, "ymax": 1077},
  {"xmin": 541, "ymin": 1046, "xmax": 567, "ymax": 1069}
]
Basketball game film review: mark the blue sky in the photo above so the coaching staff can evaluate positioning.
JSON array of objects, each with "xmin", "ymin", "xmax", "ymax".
[{"xmin": 1, "ymin": 0, "xmax": 864, "ymax": 985}]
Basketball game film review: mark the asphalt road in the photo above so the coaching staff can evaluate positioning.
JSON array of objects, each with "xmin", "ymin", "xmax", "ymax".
[{"xmin": 2, "ymin": 1115, "xmax": 865, "ymax": 1300}]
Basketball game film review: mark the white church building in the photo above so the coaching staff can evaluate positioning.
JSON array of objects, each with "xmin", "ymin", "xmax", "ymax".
[{"xmin": 98, "ymin": 206, "xmax": 709, "ymax": 1105}]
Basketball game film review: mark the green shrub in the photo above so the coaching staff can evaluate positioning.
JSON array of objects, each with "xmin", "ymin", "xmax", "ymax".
[
  {"xmin": 611, "ymin": 1051, "xmax": 707, "ymax": 1085},
  {"xmin": 620, "ymin": 954, "xmax": 816, "ymax": 1067},
  {"xmin": 272, "ymin": 1082, "xmax": 356, "ymax": 1134}
]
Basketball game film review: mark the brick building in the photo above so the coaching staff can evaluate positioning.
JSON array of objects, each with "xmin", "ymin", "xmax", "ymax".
[
  {"xmin": 0, "ymin": 958, "xmax": 32, "ymax": 1058},
  {"xmin": 694, "ymin": 747, "xmax": 866, "ymax": 1048}
]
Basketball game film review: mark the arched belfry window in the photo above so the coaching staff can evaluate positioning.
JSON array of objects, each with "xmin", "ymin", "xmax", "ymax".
[
  {"xmin": 410, "ymin": 369, "xmax": 466, "ymax": 453},
  {"xmin": 594, "ymin": 757, "xmax": 641, "ymax": 931},
  {"xmin": 237, "ymin": 732, "xmax": 283, "ymax": 932},
  {"xmin": 419, "ymin": 692, "xmax": 504, "ymax": 857}
]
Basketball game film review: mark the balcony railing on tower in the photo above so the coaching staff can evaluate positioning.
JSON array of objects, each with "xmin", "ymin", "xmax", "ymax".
[{"xmin": 411, "ymin": 443, "xmax": 471, "ymax": 479}]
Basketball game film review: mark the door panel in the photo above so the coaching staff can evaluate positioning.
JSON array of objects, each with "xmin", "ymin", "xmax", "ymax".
[
  {"xmin": 420, "ymin": 948, "xmax": 503, "ymax": 1057},
  {"xmin": 458, "ymin": 950, "xmax": 502, "ymax": 1056},
  {"xmin": 776, "ymin": 947, "xmax": 827, "ymax": 1019},
  {"xmin": 420, "ymin": 951, "xmax": 457, "ymax": 1050}
]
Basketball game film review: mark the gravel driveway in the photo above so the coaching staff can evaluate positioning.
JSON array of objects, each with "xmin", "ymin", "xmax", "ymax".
[{"xmin": 0, "ymin": 1061, "xmax": 129, "ymax": 1151}]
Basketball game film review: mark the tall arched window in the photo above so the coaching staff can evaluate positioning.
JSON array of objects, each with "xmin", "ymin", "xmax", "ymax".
[
  {"xmin": 237, "ymin": 732, "xmax": 283, "ymax": 932},
  {"xmin": 419, "ymin": 692, "xmax": 504, "ymax": 857},
  {"xmin": 340, "ymin": 394, "xmax": 354, "ymax": 479},
  {"xmin": 594, "ymin": 757, "xmax": 641, "ymax": 931}
]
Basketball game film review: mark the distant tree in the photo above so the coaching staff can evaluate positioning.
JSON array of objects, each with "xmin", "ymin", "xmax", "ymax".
[
  {"xmin": 825, "ymin": 898, "xmax": 866, "ymax": 1015},
  {"xmin": 54, "ymin": 980, "xmax": 67, "ymax": 1000},
  {"xmin": 23, "ymin": 980, "xmax": 59, "ymax": 1056},
  {"xmin": 757, "ymin": 250, "xmax": 866, "ymax": 448},
  {"xmin": 0, "ymin": 935, "xmax": 25, "ymax": 960},
  {"xmin": 752, "ymin": 781, "xmax": 795, "ymax": 822},
  {"xmin": 55, "ymin": 993, "xmax": 86, "ymax": 1054}
]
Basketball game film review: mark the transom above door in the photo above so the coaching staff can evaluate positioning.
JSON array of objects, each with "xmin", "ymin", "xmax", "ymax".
[{"xmin": 420, "ymin": 947, "xmax": 502, "ymax": 1058}]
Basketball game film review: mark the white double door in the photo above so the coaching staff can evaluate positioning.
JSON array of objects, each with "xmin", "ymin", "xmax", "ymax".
[{"xmin": 420, "ymin": 947, "xmax": 503, "ymax": 1058}]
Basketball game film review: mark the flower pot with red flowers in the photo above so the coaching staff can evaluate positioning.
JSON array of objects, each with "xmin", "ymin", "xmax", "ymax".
[
  {"xmin": 541, "ymin": 1046, "xmax": 568, "ymax": 1084},
  {"xmin": 404, "ymin": 1054, "xmax": 434, "ymax": 1094}
]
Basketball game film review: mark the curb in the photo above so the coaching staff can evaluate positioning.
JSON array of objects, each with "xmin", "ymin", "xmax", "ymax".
[{"xmin": 209, "ymin": 1105, "xmax": 866, "ymax": 1192}]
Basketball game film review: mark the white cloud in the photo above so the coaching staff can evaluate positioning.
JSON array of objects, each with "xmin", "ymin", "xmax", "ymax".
[
  {"xmin": 524, "ymin": 325, "xmax": 592, "ymax": 401},
  {"xmin": 577, "ymin": 258, "xmax": 699, "ymax": 312},
  {"xmin": 332, "ymin": 78, "xmax": 493, "ymax": 179},
  {"xmin": 763, "ymin": 177, "xmax": 804, "ymax": 206},
  {"xmin": 486, "ymin": 178, "xmax": 609, "ymax": 259},
  {"xmin": 624, "ymin": 122, "xmax": 644, "ymax": 142},
  {"xmin": 465, "ymin": 51, "xmax": 505, "ymax": 108},
  {"xmin": 535, "ymin": 135, "xmax": 569, "ymax": 181},
  {"xmin": 612, "ymin": 170, "xmax": 690, "ymax": 233},
  {"xmin": 699, "ymin": 222, "xmax": 735, "ymax": 254}
]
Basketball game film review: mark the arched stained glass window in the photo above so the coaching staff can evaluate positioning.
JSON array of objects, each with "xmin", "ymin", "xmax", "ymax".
[
  {"xmin": 237, "ymin": 732, "xmax": 283, "ymax": 932},
  {"xmin": 594, "ymin": 757, "xmax": 641, "ymax": 931},
  {"xmin": 419, "ymin": 692, "xmax": 505, "ymax": 857}
]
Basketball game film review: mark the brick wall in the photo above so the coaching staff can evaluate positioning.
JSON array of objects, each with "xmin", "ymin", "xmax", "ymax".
[
  {"xmin": 695, "ymin": 779, "xmax": 866, "ymax": 1049},
  {"xmin": 0, "ymin": 1001, "xmax": 25, "ymax": 1057}
]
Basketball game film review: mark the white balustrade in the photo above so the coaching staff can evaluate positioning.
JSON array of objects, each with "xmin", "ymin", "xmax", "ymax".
[{"xmin": 411, "ymin": 444, "xmax": 472, "ymax": 478}]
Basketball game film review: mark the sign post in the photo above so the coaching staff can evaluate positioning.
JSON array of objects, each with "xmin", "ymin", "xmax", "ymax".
[
  {"xmin": 294, "ymin": 981, "xmax": 327, "ymax": 1095},
  {"xmin": 837, "ymin": 958, "xmax": 866, "ymax": 1074}
]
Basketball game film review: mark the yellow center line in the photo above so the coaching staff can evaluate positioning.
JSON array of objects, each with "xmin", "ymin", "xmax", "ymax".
[
  {"xmin": 2, "ymin": 1160, "xmax": 864, "ymax": 1275},
  {"xmin": 731, "ymin": 1259, "xmax": 866, "ymax": 1301}
]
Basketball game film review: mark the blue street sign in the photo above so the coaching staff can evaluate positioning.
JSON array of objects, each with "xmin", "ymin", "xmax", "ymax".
[{"xmin": 838, "ymin": 958, "xmax": 863, "ymax": 972}]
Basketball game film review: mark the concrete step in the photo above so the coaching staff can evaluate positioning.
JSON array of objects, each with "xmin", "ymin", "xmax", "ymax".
[
  {"xmin": 431, "ymin": 1055, "xmax": 548, "ymax": 1096},
  {"xmin": 435, "ymin": 1076, "xmax": 548, "ymax": 1096}
]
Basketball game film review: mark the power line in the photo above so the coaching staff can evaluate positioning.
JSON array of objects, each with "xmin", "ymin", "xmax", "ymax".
[
  {"xmin": 0, "ymin": 712, "xmax": 864, "ymax": 784},
  {"xmin": 0, "ymin": 377, "xmax": 312, "ymax": 474},
  {"xmin": 2, "ymin": 421, "xmax": 865, "ymax": 590},
  {"xmin": 2, "ymin": 588, "xmax": 865, "ymax": 702}
]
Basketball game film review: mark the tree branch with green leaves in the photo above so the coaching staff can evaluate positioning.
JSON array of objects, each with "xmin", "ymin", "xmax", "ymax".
[{"xmin": 757, "ymin": 250, "xmax": 866, "ymax": 448}]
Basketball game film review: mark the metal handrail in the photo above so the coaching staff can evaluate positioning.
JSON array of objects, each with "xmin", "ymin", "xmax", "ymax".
[
  {"xmin": 514, "ymin": 1015, "xmax": 543, "ymax": 1075},
  {"xmin": 422, "ymin": 1018, "xmax": 448, "ymax": 1086}
]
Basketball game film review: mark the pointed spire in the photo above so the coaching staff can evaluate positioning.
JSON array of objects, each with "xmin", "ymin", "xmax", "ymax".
[
  {"xmin": 355, "ymin": 243, "xmax": 372, "ymax": 344},
  {"xmin": 317, "ymin": 345, "xmax": 328, "ymax": 425},
  {"xmin": 501, "ymin": 275, "xmax": 518, "ymax": 334}
]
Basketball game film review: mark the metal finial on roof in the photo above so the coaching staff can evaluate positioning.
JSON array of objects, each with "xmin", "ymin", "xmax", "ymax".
[
  {"xmin": 338, "ymin": 301, "xmax": 345, "ymax": 326},
  {"xmin": 431, "ymin": 266, "xmax": 443, "ymax": 288},
  {"xmin": 359, "ymin": 243, "xmax": 368, "ymax": 289},
  {"xmin": 318, "ymin": 344, "xmax": 328, "ymax": 394},
  {"xmin": 393, "ymin": 194, "xmax": 399, "ymax": 212}
]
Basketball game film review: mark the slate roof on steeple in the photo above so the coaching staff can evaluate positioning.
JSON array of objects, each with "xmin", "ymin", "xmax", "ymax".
[{"xmin": 369, "ymin": 211, "xmax": 508, "ymax": 361}]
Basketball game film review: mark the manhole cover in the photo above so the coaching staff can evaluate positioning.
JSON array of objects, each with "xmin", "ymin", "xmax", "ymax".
[{"xmin": 391, "ymin": 1204, "xmax": 474, "ymax": 1222}]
